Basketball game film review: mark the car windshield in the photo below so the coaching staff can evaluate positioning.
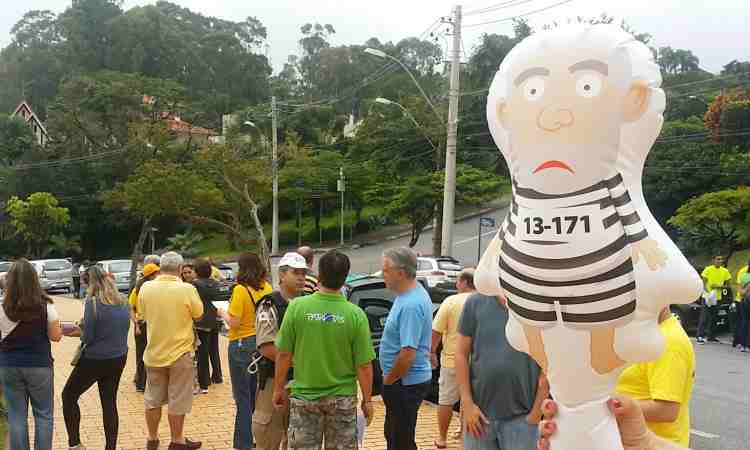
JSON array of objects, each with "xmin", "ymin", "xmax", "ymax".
[
  {"xmin": 0, "ymin": 262, "xmax": 12, "ymax": 272},
  {"xmin": 44, "ymin": 260, "xmax": 71, "ymax": 271},
  {"xmin": 438, "ymin": 261, "xmax": 462, "ymax": 271},
  {"xmin": 108, "ymin": 262, "xmax": 132, "ymax": 273}
]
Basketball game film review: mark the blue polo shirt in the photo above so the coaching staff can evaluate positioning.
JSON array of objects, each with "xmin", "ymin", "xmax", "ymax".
[{"xmin": 379, "ymin": 284, "xmax": 432, "ymax": 385}]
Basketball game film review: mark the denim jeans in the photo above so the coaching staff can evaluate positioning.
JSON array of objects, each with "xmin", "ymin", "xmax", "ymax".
[
  {"xmin": 381, "ymin": 380, "xmax": 431, "ymax": 450},
  {"xmin": 463, "ymin": 413, "xmax": 539, "ymax": 450},
  {"xmin": 229, "ymin": 336, "xmax": 257, "ymax": 450},
  {"xmin": 0, "ymin": 366, "xmax": 54, "ymax": 450}
]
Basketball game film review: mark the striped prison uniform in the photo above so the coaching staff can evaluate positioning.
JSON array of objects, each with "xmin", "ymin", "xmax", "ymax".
[{"xmin": 498, "ymin": 173, "xmax": 647, "ymax": 329}]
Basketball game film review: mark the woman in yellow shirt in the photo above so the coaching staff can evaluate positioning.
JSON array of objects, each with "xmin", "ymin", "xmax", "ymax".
[{"xmin": 218, "ymin": 252, "xmax": 272, "ymax": 450}]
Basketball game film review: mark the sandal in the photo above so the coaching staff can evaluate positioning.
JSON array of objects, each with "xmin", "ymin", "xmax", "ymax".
[{"xmin": 434, "ymin": 440, "xmax": 447, "ymax": 449}]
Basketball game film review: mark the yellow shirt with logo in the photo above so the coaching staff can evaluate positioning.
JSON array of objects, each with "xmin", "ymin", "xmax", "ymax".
[
  {"xmin": 737, "ymin": 266, "xmax": 749, "ymax": 302},
  {"xmin": 138, "ymin": 274, "xmax": 204, "ymax": 367},
  {"xmin": 702, "ymin": 265, "xmax": 732, "ymax": 300},
  {"xmin": 432, "ymin": 292, "xmax": 471, "ymax": 369},
  {"xmin": 616, "ymin": 316, "xmax": 695, "ymax": 447},
  {"xmin": 227, "ymin": 281, "xmax": 273, "ymax": 341},
  {"xmin": 128, "ymin": 288, "xmax": 141, "ymax": 320}
]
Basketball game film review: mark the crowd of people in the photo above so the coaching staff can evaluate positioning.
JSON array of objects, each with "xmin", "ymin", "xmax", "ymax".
[
  {"xmin": 0, "ymin": 244, "xmax": 734, "ymax": 450},
  {"xmin": 697, "ymin": 255, "xmax": 750, "ymax": 351}
]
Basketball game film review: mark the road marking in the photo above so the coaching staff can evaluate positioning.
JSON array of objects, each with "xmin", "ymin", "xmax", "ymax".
[
  {"xmin": 454, "ymin": 229, "xmax": 499, "ymax": 246},
  {"xmin": 690, "ymin": 429, "xmax": 720, "ymax": 439}
]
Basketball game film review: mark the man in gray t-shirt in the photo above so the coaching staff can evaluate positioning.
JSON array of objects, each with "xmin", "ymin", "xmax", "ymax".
[{"xmin": 456, "ymin": 293, "xmax": 548, "ymax": 450}]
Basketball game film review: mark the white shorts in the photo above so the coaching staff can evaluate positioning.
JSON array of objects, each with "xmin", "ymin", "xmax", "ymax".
[{"xmin": 438, "ymin": 367, "xmax": 460, "ymax": 406}]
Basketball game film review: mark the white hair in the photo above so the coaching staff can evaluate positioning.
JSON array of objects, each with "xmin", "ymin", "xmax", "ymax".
[
  {"xmin": 160, "ymin": 251, "xmax": 183, "ymax": 273},
  {"xmin": 144, "ymin": 254, "xmax": 161, "ymax": 266},
  {"xmin": 383, "ymin": 247, "xmax": 418, "ymax": 279},
  {"xmin": 487, "ymin": 24, "xmax": 665, "ymax": 178}
]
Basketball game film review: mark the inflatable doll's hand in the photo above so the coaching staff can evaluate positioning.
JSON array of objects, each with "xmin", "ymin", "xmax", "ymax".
[{"xmin": 631, "ymin": 239, "xmax": 667, "ymax": 271}]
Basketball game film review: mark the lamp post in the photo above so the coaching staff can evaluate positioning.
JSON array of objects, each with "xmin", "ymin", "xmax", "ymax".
[
  {"xmin": 374, "ymin": 97, "xmax": 439, "ymax": 153},
  {"xmin": 364, "ymin": 48, "xmax": 444, "ymax": 126}
]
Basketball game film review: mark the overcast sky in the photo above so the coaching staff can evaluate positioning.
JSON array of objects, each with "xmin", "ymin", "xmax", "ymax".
[{"xmin": 1, "ymin": 0, "xmax": 747, "ymax": 75}]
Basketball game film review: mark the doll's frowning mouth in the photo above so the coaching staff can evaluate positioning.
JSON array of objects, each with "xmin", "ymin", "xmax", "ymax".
[{"xmin": 533, "ymin": 160, "xmax": 575, "ymax": 174}]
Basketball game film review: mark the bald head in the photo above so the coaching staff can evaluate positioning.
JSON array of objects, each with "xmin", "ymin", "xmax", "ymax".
[{"xmin": 297, "ymin": 246, "xmax": 315, "ymax": 268}]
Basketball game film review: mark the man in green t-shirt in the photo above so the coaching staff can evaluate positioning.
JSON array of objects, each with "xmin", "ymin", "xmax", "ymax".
[{"xmin": 273, "ymin": 250, "xmax": 375, "ymax": 449}]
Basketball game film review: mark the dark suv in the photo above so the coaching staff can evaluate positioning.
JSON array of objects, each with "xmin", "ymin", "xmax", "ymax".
[{"xmin": 343, "ymin": 275, "xmax": 444, "ymax": 401}]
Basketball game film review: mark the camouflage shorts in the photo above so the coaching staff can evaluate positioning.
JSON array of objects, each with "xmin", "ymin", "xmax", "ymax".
[{"xmin": 288, "ymin": 395, "xmax": 357, "ymax": 450}]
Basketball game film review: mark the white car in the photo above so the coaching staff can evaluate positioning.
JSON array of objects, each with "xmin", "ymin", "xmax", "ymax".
[
  {"xmin": 416, "ymin": 256, "xmax": 463, "ymax": 289},
  {"xmin": 98, "ymin": 259, "xmax": 133, "ymax": 292},
  {"xmin": 30, "ymin": 259, "xmax": 74, "ymax": 293}
]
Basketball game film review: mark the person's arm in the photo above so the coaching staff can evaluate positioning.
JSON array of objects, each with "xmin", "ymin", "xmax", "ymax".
[
  {"xmin": 383, "ymin": 347, "xmax": 416, "ymax": 385},
  {"xmin": 47, "ymin": 305, "xmax": 63, "ymax": 342},
  {"xmin": 357, "ymin": 362, "xmax": 373, "ymax": 403},
  {"xmin": 430, "ymin": 330, "xmax": 441, "ymax": 368},
  {"xmin": 272, "ymin": 351, "xmax": 293, "ymax": 408},
  {"xmin": 636, "ymin": 400, "xmax": 680, "ymax": 423},
  {"xmin": 455, "ymin": 334, "xmax": 474, "ymax": 405},
  {"xmin": 189, "ymin": 288, "xmax": 204, "ymax": 321},
  {"xmin": 220, "ymin": 286, "xmax": 244, "ymax": 329},
  {"xmin": 527, "ymin": 373, "xmax": 550, "ymax": 424}
]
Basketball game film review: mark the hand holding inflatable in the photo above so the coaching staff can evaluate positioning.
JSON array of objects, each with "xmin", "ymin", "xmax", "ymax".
[{"xmin": 475, "ymin": 25, "xmax": 703, "ymax": 450}]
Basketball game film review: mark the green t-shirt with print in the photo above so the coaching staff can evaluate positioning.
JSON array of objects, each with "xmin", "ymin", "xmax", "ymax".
[{"xmin": 276, "ymin": 291, "xmax": 375, "ymax": 400}]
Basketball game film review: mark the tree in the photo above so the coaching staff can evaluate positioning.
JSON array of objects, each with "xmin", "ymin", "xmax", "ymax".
[
  {"xmin": 6, "ymin": 192, "xmax": 70, "ymax": 257},
  {"xmin": 0, "ymin": 116, "xmax": 35, "ymax": 166},
  {"xmin": 704, "ymin": 87, "xmax": 750, "ymax": 144},
  {"xmin": 657, "ymin": 46, "xmax": 701, "ymax": 75},
  {"xmin": 104, "ymin": 161, "xmax": 224, "ymax": 286},
  {"xmin": 668, "ymin": 187, "xmax": 750, "ymax": 263}
]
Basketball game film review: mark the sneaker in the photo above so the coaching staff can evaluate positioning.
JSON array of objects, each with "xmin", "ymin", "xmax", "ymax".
[
  {"xmin": 696, "ymin": 337, "xmax": 706, "ymax": 344},
  {"xmin": 147, "ymin": 439, "xmax": 160, "ymax": 450},
  {"xmin": 742, "ymin": 347, "xmax": 750, "ymax": 353},
  {"xmin": 136, "ymin": 387, "xmax": 145, "ymax": 393},
  {"xmin": 200, "ymin": 388, "xmax": 209, "ymax": 394},
  {"xmin": 69, "ymin": 445, "xmax": 87, "ymax": 450},
  {"xmin": 211, "ymin": 378, "xmax": 223, "ymax": 384}
]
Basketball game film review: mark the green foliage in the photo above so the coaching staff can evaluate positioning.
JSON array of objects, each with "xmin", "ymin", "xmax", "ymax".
[
  {"xmin": 6, "ymin": 192, "xmax": 70, "ymax": 257},
  {"xmin": 668, "ymin": 187, "xmax": 750, "ymax": 261},
  {"xmin": 657, "ymin": 46, "xmax": 701, "ymax": 75},
  {"xmin": 166, "ymin": 231, "xmax": 204, "ymax": 257},
  {"xmin": 0, "ymin": 115, "xmax": 35, "ymax": 166}
]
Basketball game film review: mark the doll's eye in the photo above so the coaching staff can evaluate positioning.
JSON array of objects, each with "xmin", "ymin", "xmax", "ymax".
[
  {"xmin": 576, "ymin": 73, "xmax": 603, "ymax": 98},
  {"xmin": 522, "ymin": 76, "xmax": 545, "ymax": 102}
]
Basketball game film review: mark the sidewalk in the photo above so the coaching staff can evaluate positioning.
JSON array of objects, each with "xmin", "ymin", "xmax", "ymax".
[{"xmin": 41, "ymin": 297, "xmax": 462, "ymax": 450}]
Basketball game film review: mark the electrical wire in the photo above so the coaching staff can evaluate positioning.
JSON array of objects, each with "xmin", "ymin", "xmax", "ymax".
[
  {"xmin": 465, "ymin": 0, "xmax": 540, "ymax": 17},
  {"xmin": 463, "ymin": 0, "xmax": 575, "ymax": 29}
]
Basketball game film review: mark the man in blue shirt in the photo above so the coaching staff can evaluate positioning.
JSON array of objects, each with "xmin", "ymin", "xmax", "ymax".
[{"xmin": 380, "ymin": 247, "xmax": 433, "ymax": 450}]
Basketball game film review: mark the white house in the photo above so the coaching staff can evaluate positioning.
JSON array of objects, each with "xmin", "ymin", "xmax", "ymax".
[{"xmin": 11, "ymin": 101, "xmax": 49, "ymax": 146}]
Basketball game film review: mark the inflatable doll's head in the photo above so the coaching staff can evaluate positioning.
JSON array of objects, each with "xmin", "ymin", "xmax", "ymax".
[{"xmin": 486, "ymin": 25, "xmax": 665, "ymax": 192}]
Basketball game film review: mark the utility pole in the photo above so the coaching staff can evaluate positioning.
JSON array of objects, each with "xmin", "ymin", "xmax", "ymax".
[
  {"xmin": 271, "ymin": 96, "xmax": 279, "ymax": 256},
  {"xmin": 440, "ymin": 5, "xmax": 462, "ymax": 257},
  {"xmin": 338, "ymin": 167, "xmax": 345, "ymax": 247}
]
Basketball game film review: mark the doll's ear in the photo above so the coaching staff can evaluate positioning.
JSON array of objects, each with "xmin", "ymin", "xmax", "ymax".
[
  {"xmin": 623, "ymin": 80, "xmax": 651, "ymax": 122},
  {"xmin": 496, "ymin": 99, "xmax": 509, "ymax": 127}
]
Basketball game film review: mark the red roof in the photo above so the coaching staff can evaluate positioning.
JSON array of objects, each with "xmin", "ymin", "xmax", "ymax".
[{"xmin": 164, "ymin": 116, "xmax": 217, "ymax": 137}]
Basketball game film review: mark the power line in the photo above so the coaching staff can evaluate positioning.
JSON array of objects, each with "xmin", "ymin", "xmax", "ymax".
[
  {"xmin": 465, "ymin": 0, "xmax": 539, "ymax": 17},
  {"xmin": 463, "ymin": 0, "xmax": 575, "ymax": 29}
]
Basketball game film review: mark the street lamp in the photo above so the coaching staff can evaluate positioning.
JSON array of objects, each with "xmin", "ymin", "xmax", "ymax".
[
  {"xmin": 374, "ymin": 97, "xmax": 439, "ymax": 153},
  {"xmin": 364, "ymin": 48, "xmax": 444, "ymax": 125}
]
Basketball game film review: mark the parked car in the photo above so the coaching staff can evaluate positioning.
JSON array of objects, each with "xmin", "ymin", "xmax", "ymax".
[
  {"xmin": 30, "ymin": 259, "xmax": 74, "ymax": 293},
  {"xmin": 97, "ymin": 259, "xmax": 133, "ymax": 292},
  {"xmin": 416, "ymin": 256, "xmax": 463, "ymax": 290},
  {"xmin": 671, "ymin": 287, "xmax": 734, "ymax": 335},
  {"xmin": 217, "ymin": 263, "xmax": 237, "ymax": 281},
  {"xmin": 343, "ymin": 275, "xmax": 443, "ymax": 402},
  {"xmin": 0, "ymin": 261, "xmax": 13, "ymax": 279}
]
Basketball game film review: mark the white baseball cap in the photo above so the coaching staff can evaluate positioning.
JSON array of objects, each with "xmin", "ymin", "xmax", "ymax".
[{"xmin": 278, "ymin": 252, "xmax": 307, "ymax": 270}]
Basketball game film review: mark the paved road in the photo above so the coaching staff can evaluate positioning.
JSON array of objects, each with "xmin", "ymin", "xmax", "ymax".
[
  {"xmin": 689, "ymin": 338, "xmax": 750, "ymax": 450},
  {"xmin": 343, "ymin": 206, "xmax": 509, "ymax": 274}
]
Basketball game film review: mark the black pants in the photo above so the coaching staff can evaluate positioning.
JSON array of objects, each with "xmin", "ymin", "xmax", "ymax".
[
  {"xmin": 382, "ymin": 381, "xmax": 431, "ymax": 450},
  {"xmin": 62, "ymin": 354, "xmax": 127, "ymax": 450},
  {"xmin": 697, "ymin": 305, "xmax": 717, "ymax": 339},
  {"xmin": 736, "ymin": 301, "xmax": 750, "ymax": 347},
  {"xmin": 134, "ymin": 321, "xmax": 148, "ymax": 389},
  {"xmin": 73, "ymin": 277, "xmax": 80, "ymax": 298},
  {"xmin": 196, "ymin": 329, "xmax": 222, "ymax": 389}
]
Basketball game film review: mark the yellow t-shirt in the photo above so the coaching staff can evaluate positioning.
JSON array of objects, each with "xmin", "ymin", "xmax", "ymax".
[
  {"xmin": 737, "ymin": 266, "xmax": 749, "ymax": 302},
  {"xmin": 128, "ymin": 288, "xmax": 140, "ymax": 320},
  {"xmin": 432, "ymin": 292, "xmax": 471, "ymax": 369},
  {"xmin": 227, "ymin": 281, "xmax": 273, "ymax": 341},
  {"xmin": 138, "ymin": 274, "xmax": 204, "ymax": 367},
  {"xmin": 701, "ymin": 265, "xmax": 732, "ymax": 300},
  {"xmin": 616, "ymin": 316, "xmax": 695, "ymax": 447}
]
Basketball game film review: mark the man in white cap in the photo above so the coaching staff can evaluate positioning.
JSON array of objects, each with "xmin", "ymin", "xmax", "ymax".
[{"xmin": 253, "ymin": 252, "xmax": 307, "ymax": 450}]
